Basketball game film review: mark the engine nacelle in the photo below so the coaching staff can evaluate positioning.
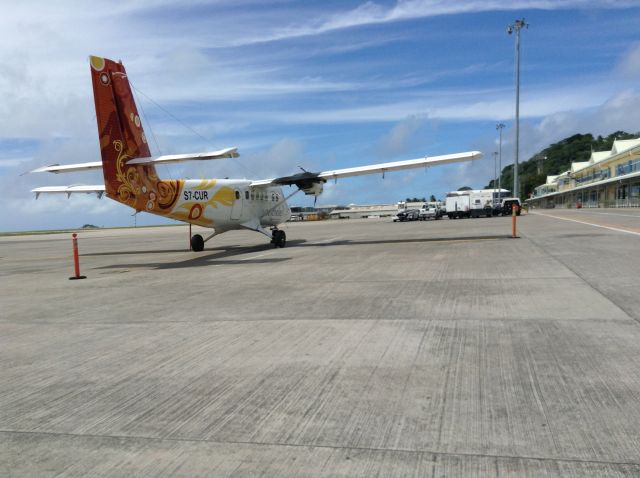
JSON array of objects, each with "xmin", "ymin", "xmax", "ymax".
[
  {"xmin": 272, "ymin": 171, "xmax": 326, "ymax": 196},
  {"xmin": 301, "ymin": 181, "xmax": 324, "ymax": 196}
]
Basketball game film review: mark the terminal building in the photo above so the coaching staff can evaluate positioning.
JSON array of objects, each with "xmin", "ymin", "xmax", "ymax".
[{"xmin": 527, "ymin": 138, "xmax": 640, "ymax": 208}]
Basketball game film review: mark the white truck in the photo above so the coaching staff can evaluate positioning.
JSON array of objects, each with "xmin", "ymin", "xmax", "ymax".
[
  {"xmin": 446, "ymin": 189, "xmax": 510, "ymax": 218},
  {"xmin": 419, "ymin": 204, "xmax": 442, "ymax": 220},
  {"xmin": 445, "ymin": 192, "xmax": 471, "ymax": 219},
  {"xmin": 469, "ymin": 189, "xmax": 495, "ymax": 218}
]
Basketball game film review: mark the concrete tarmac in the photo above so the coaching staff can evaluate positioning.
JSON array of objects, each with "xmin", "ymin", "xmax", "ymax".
[{"xmin": 2, "ymin": 209, "xmax": 640, "ymax": 477}]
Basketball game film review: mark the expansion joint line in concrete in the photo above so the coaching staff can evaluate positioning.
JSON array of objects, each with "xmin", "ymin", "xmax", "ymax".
[
  {"xmin": 2, "ymin": 317, "xmax": 635, "ymax": 326},
  {"xmin": 518, "ymin": 228, "xmax": 639, "ymax": 325},
  {"xmin": 1, "ymin": 429, "xmax": 639, "ymax": 469}
]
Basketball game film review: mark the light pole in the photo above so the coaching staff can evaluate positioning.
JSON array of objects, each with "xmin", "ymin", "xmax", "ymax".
[
  {"xmin": 507, "ymin": 18, "xmax": 527, "ymax": 199},
  {"xmin": 496, "ymin": 123, "xmax": 505, "ymax": 197},
  {"xmin": 493, "ymin": 151, "xmax": 498, "ymax": 207}
]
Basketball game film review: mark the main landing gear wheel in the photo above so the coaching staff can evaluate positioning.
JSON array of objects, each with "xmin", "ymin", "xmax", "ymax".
[
  {"xmin": 191, "ymin": 234, "xmax": 204, "ymax": 252},
  {"xmin": 272, "ymin": 230, "xmax": 286, "ymax": 248}
]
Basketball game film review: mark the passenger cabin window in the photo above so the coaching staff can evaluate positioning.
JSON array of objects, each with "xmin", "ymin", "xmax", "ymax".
[
  {"xmin": 245, "ymin": 190, "xmax": 249, "ymax": 200},
  {"xmin": 235, "ymin": 191, "xmax": 240, "ymax": 200}
]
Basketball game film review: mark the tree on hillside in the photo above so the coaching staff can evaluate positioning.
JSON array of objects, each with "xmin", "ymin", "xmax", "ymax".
[
  {"xmin": 458, "ymin": 186, "xmax": 472, "ymax": 191},
  {"xmin": 429, "ymin": 194, "xmax": 437, "ymax": 202}
]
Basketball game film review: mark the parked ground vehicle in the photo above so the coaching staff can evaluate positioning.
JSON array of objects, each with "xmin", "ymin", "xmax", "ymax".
[
  {"xmin": 469, "ymin": 190, "xmax": 495, "ymax": 217},
  {"xmin": 394, "ymin": 209, "xmax": 420, "ymax": 221},
  {"xmin": 443, "ymin": 188, "xmax": 510, "ymax": 218},
  {"xmin": 446, "ymin": 192, "xmax": 471, "ymax": 219},
  {"xmin": 491, "ymin": 189, "xmax": 513, "ymax": 215},
  {"xmin": 419, "ymin": 205, "xmax": 442, "ymax": 220},
  {"xmin": 500, "ymin": 198, "xmax": 521, "ymax": 216}
]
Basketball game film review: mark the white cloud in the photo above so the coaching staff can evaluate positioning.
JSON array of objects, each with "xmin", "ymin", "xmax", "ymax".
[
  {"xmin": 616, "ymin": 42, "xmax": 640, "ymax": 79},
  {"xmin": 377, "ymin": 115, "xmax": 432, "ymax": 158},
  {"xmin": 528, "ymin": 89, "xmax": 640, "ymax": 153},
  {"xmin": 225, "ymin": 79, "xmax": 616, "ymax": 126},
  {"xmin": 0, "ymin": 158, "xmax": 33, "ymax": 169},
  {"xmin": 248, "ymin": 138, "xmax": 307, "ymax": 177},
  {"xmin": 229, "ymin": 0, "xmax": 638, "ymax": 46}
]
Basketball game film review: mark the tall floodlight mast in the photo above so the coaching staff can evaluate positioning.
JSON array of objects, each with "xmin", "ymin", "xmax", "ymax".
[
  {"xmin": 496, "ymin": 123, "xmax": 505, "ymax": 197},
  {"xmin": 493, "ymin": 151, "xmax": 498, "ymax": 206},
  {"xmin": 507, "ymin": 19, "xmax": 528, "ymax": 198}
]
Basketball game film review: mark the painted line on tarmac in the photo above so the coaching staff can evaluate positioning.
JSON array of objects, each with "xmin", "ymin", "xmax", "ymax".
[
  {"xmin": 570, "ymin": 210, "xmax": 640, "ymax": 219},
  {"xmin": 210, "ymin": 251, "xmax": 277, "ymax": 266},
  {"xmin": 238, "ymin": 251, "xmax": 276, "ymax": 261},
  {"xmin": 308, "ymin": 236, "xmax": 341, "ymax": 245},
  {"xmin": 532, "ymin": 212, "xmax": 640, "ymax": 237}
]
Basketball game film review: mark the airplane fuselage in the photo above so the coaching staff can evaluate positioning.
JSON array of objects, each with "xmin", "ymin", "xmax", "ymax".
[{"xmin": 127, "ymin": 178, "xmax": 291, "ymax": 233}]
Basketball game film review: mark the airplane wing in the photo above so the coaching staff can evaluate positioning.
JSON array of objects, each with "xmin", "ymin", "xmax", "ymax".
[
  {"xmin": 30, "ymin": 147, "xmax": 239, "ymax": 174},
  {"xmin": 250, "ymin": 151, "xmax": 482, "ymax": 189},
  {"xmin": 32, "ymin": 185, "xmax": 106, "ymax": 199}
]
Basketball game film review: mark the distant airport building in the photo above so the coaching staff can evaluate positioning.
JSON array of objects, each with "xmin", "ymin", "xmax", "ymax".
[
  {"xmin": 527, "ymin": 138, "xmax": 640, "ymax": 208},
  {"xmin": 290, "ymin": 203, "xmax": 404, "ymax": 220},
  {"xmin": 290, "ymin": 206, "xmax": 338, "ymax": 221},
  {"xmin": 328, "ymin": 204, "xmax": 398, "ymax": 219},
  {"xmin": 328, "ymin": 201, "xmax": 444, "ymax": 219}
]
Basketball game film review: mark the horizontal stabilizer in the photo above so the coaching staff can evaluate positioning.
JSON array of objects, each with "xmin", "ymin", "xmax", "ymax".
[
  {"xmin": 31, "ymin": 148, "xmax": 239, "ymax": 174},
  {"xmin": 32, "ymin": 185, "xmax": 106, "ymax": 199},
  {"xmin": 31, "ymin": 162, "xmax": 103, "ymax": 174},
  {"xmin": 127, "ymin": 147, "xmax": 239, "ymax": 165}
]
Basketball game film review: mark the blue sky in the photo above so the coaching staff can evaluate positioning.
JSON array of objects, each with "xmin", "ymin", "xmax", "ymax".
[{"xmin": 2, "ymin": 1, "xmax": 640, "ymax": 231}]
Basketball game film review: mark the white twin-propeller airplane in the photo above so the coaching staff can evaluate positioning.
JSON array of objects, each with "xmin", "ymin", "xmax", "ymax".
[{"xmin": 32, "ymin": 56, "xmax": 482, "ymax": 251}]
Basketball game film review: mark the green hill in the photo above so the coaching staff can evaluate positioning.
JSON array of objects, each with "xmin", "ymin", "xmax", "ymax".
[{"xmin": 486, "ymin": 131, "xmax": 640, "ymax": 198}]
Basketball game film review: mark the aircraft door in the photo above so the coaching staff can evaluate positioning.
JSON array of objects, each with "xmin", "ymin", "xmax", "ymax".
[{"xmin": 230, "ymin": 189, "xmax": 243, "ymax": 220}]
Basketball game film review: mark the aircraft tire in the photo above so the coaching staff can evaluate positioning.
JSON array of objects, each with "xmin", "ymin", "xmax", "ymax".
[
  {"xmin": 273, "ymin": 230, "xmax": 286, "ymax": 248},
  {"xmin": 191, "ymin": 234, "xmax": 204, "ymax": 252}
]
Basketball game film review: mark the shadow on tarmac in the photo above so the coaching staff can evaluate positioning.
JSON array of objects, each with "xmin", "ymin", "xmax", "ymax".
[
  {"xmin": 88, "ymin": 235, "xmax": 510, "ymax": 270},
  {"xmin": 91, "ymin": 241, "xmax": 302, "ymax": 270},
  {"xmin": 84, "ymin": 249, "xmax": 199, "ymax": 256},
  {"xmin": 293, "ymin": 235, "xmax": 513, "ymax": 247}
]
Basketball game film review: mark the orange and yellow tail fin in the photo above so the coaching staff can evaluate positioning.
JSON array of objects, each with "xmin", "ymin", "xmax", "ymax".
[{"xmin": 90, "ymin": 56, "xmax": 174, "ymax": 211}]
